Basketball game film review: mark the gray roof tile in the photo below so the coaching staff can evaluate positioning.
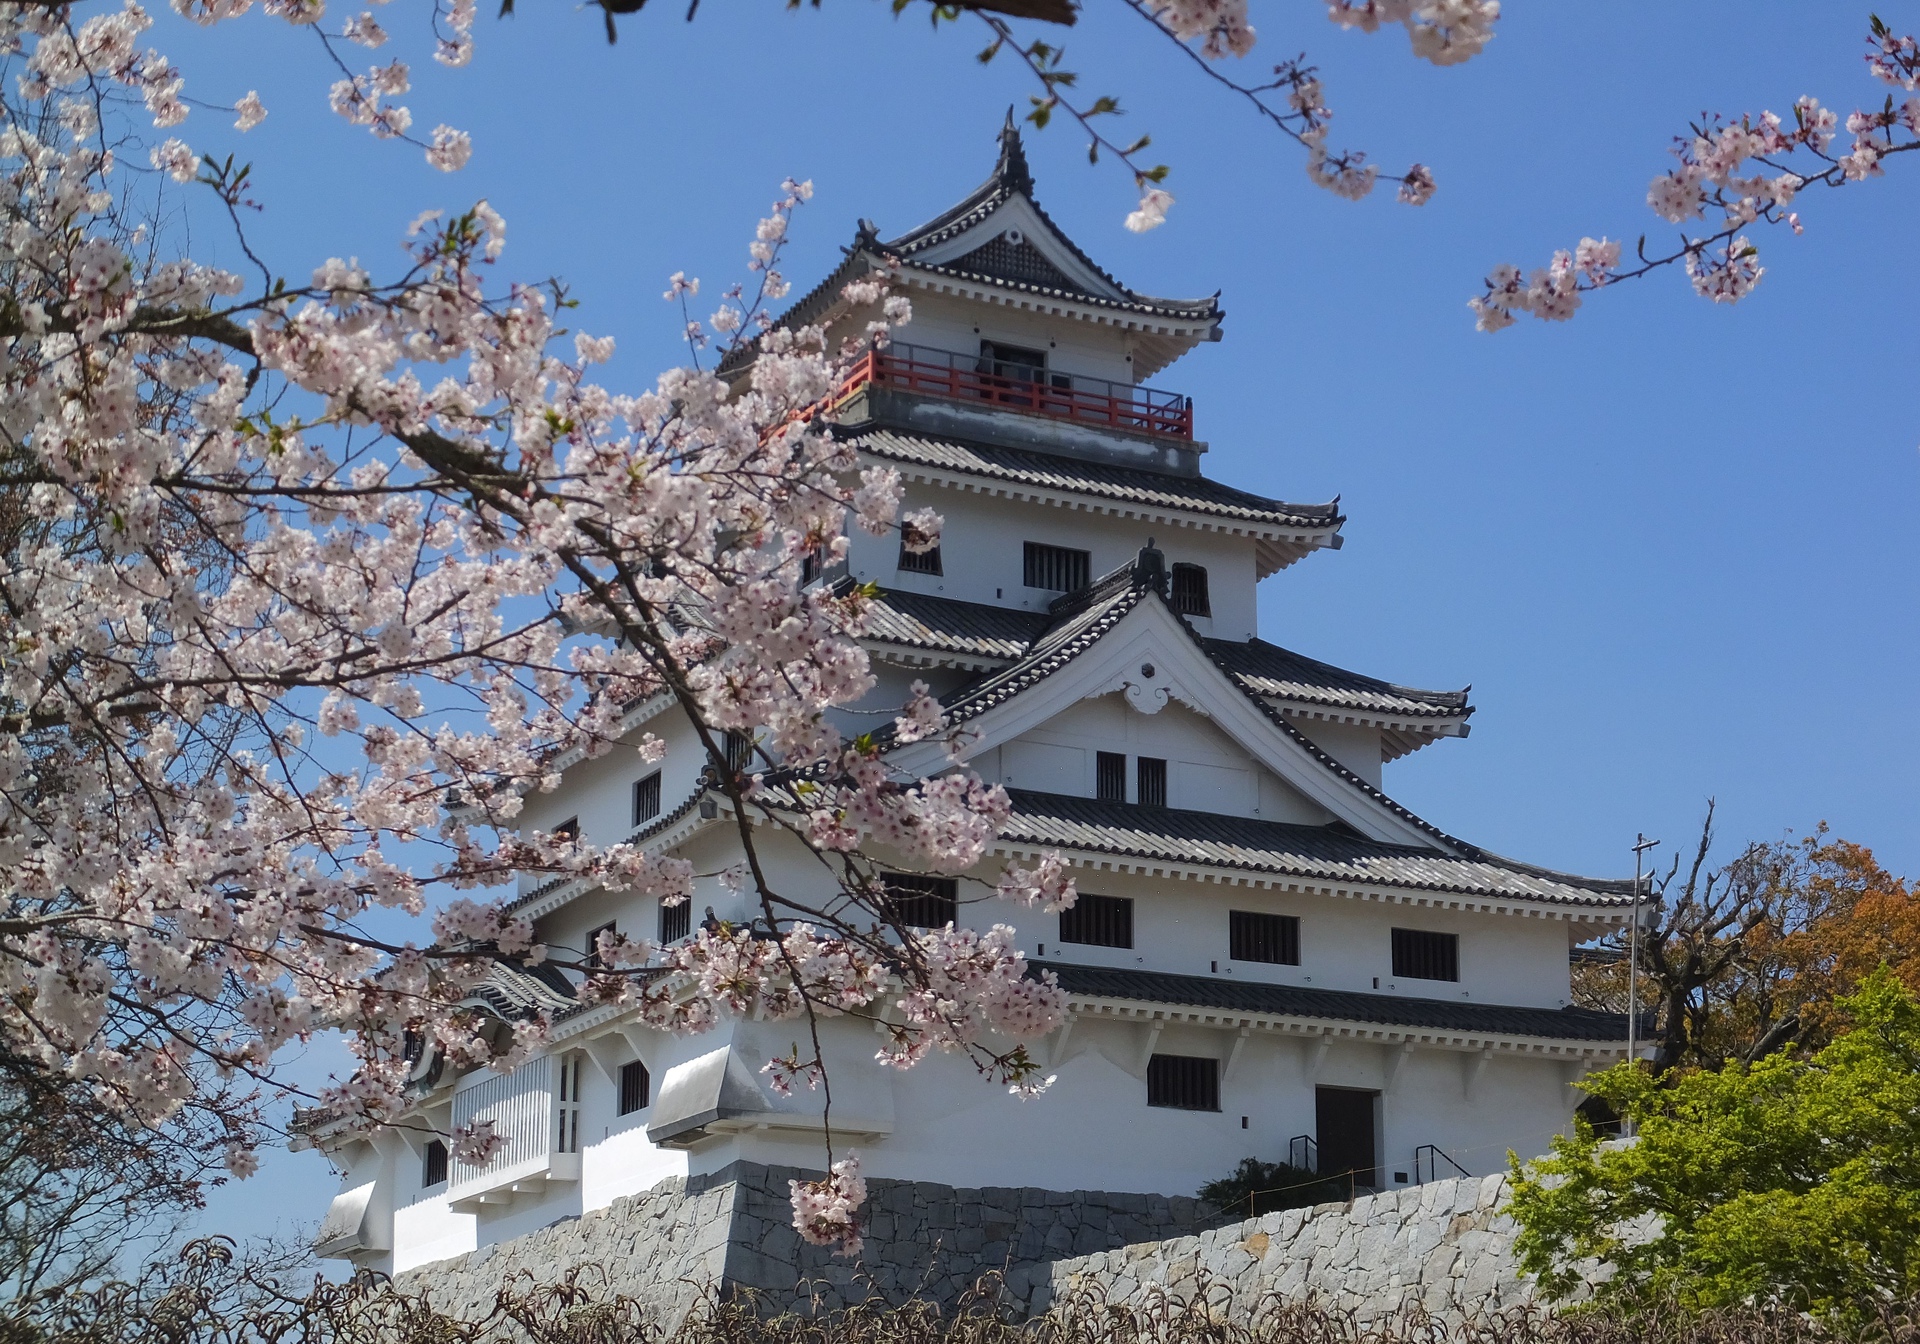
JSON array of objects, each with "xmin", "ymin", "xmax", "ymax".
[
  {"xmin": 1206, "ymin": 638, "xmax": 1470, "ymax": 720},
  {"xmin": 1030, "ymin": 961, "xmax": 1631, "ymax": 1043},
  {"xmin": 848, "ymin": 427, "xmax": 1341, "ymax": 532},
  {"xmin": 1003, "ymin": 790, "xmax": 1635, "ymax": 907}
]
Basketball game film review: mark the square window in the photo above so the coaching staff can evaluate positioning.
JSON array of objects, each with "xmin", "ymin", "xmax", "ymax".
[
  {"xmin": 659, "ymin": 898, "xmax": 691, "ymax": 944},
  {"xmin": 1230, "ymin": 910, "xmax": 1300, "ymax": 965},
  {"xmin": 1136, "ymin": 757, "xmax": 1167, "ymax": 808},
  {"xmin": 1169, "ymin": 563, "xmax": 1211, "ymax": 617},
  {"xmin": 584, "ymin": 921, "xmax": 616, "ymax": 970},
  {"xmin": 1096, "ymin": 751, "xmax": 1127, "ymax": 803},
  {"xmin": 884, "ymin": 873, "xmax": 958, "ymax": 929},
  {"xmin": 619, "ymin": 1059, "xmax": 650, "ymax": 1116},
  {"xmin": 1023, "ymin": 542, "xmax": 1091, "ymax": 593},
  {"xmin": 1147, "ymin": 1054, "xmax": 1220, "ymax": 1111},
  {"xmin": 633, "ymin": 771, "xmax": 662, "ymax": 827},
  {"xmin": 1391, "ymin": 928, "xmax": 1459, "ymax": 982},
  {"xmin": 898, "ymin": 542, "xmax": 942, "ymax": 575},
  {"xmin": 1059, "ymin": 893, "xmax": 1133, "ymax": 948}
]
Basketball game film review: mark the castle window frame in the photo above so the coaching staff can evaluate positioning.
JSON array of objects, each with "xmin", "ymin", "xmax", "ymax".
[
  {"xmin": 1230, "ymin": 910, "xmax": 1301, "ymax": 965},
  {"xmin": 1096, "ymin": 751, "xmax": 1127, "ymax": 803},
  {"xmin": 1059, "ymin": 893, "xmax": 1133, "ymax": 949},
  {"xmin": 884, "ymin": 873, "xmax": 959, "ymax": 929},
  {"xmin": 618, "ymin": 1059, "xmax": 650, "ymax": 1116},
  {"xmin": 632, "ymin": 771, "xmax": 662, "ymax": 827},
  {"xmin": 1169, "ymin": 563, "xmax": 1211, "ymax": 617},
  {"xmin": 1023, "ymin": 542, "xmax": 1090, "ymax": 593},
  {"xmin": 1147, "ymin": 1054, "xmax": 1220, "ymax": 1111},
  {"xmin": 1392, "ymin": 928, "xmax": 1460, "ymax": 982}
]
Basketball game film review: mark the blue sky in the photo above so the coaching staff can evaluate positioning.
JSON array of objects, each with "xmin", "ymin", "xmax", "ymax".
[{"xmin": 162, "ymin": 2, "xmax": 1920, "ymax": 1246}]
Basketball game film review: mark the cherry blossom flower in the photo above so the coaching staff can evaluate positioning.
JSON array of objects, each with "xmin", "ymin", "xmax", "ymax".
[
  {"xmin": 234, "ymin": 90, "xmax": 267, "ymax": 130},
  {"xmin": 1124, "ymin": 187, "xmax": 1174, "ymax": 233}
]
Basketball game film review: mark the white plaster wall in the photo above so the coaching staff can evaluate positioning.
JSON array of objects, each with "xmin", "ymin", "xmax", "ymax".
[
  {"xmin": 1293, "ymin": 719, "xmax": 1385, "ymax": 789},
  {"xmin": 890, "ymin": 291, "xmax": 1143, "ymax": 387},
  {"xmin": 848, "ymin": 482, "xmax": 1263, "ymax": 642}
]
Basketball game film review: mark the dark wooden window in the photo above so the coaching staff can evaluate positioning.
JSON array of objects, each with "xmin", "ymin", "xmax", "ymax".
[
  {"xmin": 1169, "ymin": 563, "xmax": 1211, "ymax": 617},
  {"xmin": 1059, "ymin": 893, "xmax": 1132, "ymax": 948},
  {"xmin": 799, "ymin": 549, "xmax": 819, "ymax": 586},
  {"xmin": 584, "ymin": 921, "xmax": 616, "ymax": 970},
  {"xmin": 659, "ymin": 897, "xmax": 691, "ymax": 944},
  {"xmin": 885, "ymin": 873, "xmax": 958, "ymax": 929},
  {"xmin": 1231, "ymin": 910, "xmax": 1300, "ymax": 965},
  {"xmin": 1147, "ymin": 1054, "xmax": 1220, "ymax": 1111},
  {"xmin": 1023, "ymin": 542, "xmax": 1090, "ymax": 593},
  {"xmin": 422, "ymin": 1139, "xmax": 448, "ymax": 1188},
  {"xmin": 1392, "ymin": 928, "xmax": 1459, "ymax": 982},
  {"xmin": 1096, "ymin": 751, "xmax": 1127, "ymax": 803},
  {"xmin": 553, "ymin": 816, "xmax": 580, "ymax": 843},
  {"xmin": 898, "ymin": 540, "xmax": 942, "ymax": 575},
  {"xmin": 619, "ymin": 1059, "xmax": 650, "ymax": 1116},
  {"xmin": 723, "ymin": 731, "xmax": 753, "ymax": 773},
  {"xmin": 632, "ymin": 771, "xmax": 662, "ymax": 827},
  {"xmin": 1136, "ymin": 756, "xmax": 1167, "ymax": 808}
]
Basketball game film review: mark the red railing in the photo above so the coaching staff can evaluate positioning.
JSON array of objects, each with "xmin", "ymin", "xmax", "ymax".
[{"xmin": 838, "ymin": 342, "xmax": 1194, "ymax": 440}]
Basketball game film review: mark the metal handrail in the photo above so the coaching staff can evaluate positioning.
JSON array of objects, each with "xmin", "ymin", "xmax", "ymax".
[
  {"xmin": 1287, "ymin": 1133, "xmax": 1318, "ymax": 1172},
  {"xmin": 838, "ymin": 341, "xmax": 1195, "ymax": 440},
  {"xmin": 1413, "ymin": 1143, "xmax": 1471, "ymax": 1184}
]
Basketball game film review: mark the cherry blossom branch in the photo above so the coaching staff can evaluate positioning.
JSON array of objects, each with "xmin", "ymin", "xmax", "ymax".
[{"xmin": 1472, "ymin": 17, "xmax": 1920, "ymax": 331}]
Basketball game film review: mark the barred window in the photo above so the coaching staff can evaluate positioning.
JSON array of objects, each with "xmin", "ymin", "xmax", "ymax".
[
  {"xmin": 885, "ymin": 873, "xmax": 958, "ymax": 929},
  {"xmin": 1136, "ymin": 756, "xmax": 1167, "ymax": 808},
  {"xmin": 1169, "ymin": 563, "xmax": 1211, "ymax": 617},
  {"xmin": 633, "ymin": 771, "xmax": 662, "ymax": 827},
  {"xmin": 585, "ymin": 920, "xmax": 616, "ymax": 970},
  {"xmin": 553, "ymin": 816, "xmax": 580, "ymax": 843},
  {"xmin": 1059, "ymin": 893, "xmax": 1132, "ymax": 948},
  {"xmin": 724, "ymin": 731, "xmax": 754, "ymax": 773},
  {"xmin": 1231, "ymin": 910, "xmax": 1300, "ymax": 965},
  {"xmin": 1096, "ymin": 751, "xmax": 1127, "ymax": 803},
  {"xmin": 659, "ymin": 897, "xmax": 691, "ymax": 944},
  {"xmin": 619, "ymin": 1059, "xmax": 650, "ymax": 1116},
  {"xmin": 1023, "ymin": 542, "xmax": 1090, "ymax": 593},
  {"xmin": 898, "ymin": 541, "xmax": 942, "ymax": 575},
  {"xmin": 422, "ymin": 1139, "xmax": 448, "ymax": 1188},
  {"xmin": 1392, "ymin": 928, "xmax": 1459, "ymax": 982},
  {"xmin": 1147, "ymin": 1054, "xmax": 1220, "ymax": 1111}
]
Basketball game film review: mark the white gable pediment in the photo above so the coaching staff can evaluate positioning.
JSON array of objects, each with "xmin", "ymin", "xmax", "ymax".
[{"xmin": 887, "ymin": 595, "xmax": 1451, "ymax": 852}]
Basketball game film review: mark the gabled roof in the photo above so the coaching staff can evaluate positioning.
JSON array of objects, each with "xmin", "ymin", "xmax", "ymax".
[
  {"xmin": 851, "ymin": 586, "xmax": 1466, "ymax": 753},
  {"xmin": 1002, "ymin": 790, "xmax": 1634, "ymax": 908},
  {"xmin": 1031, "ymin": 961, "xmax": 1632, "ymax": 1045},
  {"xmin": 750, "ymin": 119, "xmax": 1222, "ymax": 380},
  {"xmin": 879, "ymin": 547, "xmax": 1633, "ymax": 900},
  {"xmin": 847, "ymin": 426, "xmax": 1342, "ymax": 572},
  {"xmin": 873, "ymin": 115, "xmax": 1221, "ymax": 327}
]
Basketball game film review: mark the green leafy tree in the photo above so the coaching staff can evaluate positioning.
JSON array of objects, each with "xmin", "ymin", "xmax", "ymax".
[{"xmin": 1510, "ymin": 969, "xmax": 1920, "ymax": 1321}]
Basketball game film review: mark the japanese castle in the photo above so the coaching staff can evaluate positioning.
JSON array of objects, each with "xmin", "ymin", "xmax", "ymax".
[{"xmin": 307, "ymin": 123, "xmax": 1638, "ymax": 1274}]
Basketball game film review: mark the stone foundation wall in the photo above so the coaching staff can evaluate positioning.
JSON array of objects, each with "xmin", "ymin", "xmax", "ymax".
[
  {"xmin": 1035, "ymin": 1174, "xmax": 1540, "ymax": 1324},
  {"xmin": 397, "ymin": 1161, "xmax": 1219, "ymax": 1326}
]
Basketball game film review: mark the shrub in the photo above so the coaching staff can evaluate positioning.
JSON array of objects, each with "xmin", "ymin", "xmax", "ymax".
[{"xmin": 1198, "ymin": 1158, "xmax": 1353, "ymax": 1219}]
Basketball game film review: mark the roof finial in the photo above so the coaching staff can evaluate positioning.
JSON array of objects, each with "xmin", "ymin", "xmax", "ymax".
[{"xmin": 996, "ymin": 107, "xmax": 1034, "ymax": 194}]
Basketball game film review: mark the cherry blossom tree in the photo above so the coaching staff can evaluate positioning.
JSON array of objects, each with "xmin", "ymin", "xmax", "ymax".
[{"xmin": 0, "ymin": 0, "xmax": 1103, "ymax": 1254}]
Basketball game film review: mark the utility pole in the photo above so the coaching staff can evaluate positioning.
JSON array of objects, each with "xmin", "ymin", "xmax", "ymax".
[{"xmin": 1626, "ymin": 833, "xmax": 1660, "ymax": 1136}]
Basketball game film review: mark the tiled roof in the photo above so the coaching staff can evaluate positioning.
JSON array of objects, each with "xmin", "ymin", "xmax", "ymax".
[
  {"xmin": 846, "ymin": 427, "xmax": 1342, "ymax": 532},
  {"xmin": 469, "ymin": 960, "xmax": 578, "ymax": 1020},
  {"xmin": 852, "ymin": 587, "xmax": 1467, "ymax": 726},
  {"xmin": 856, "ymin": 585, "xmax": 1051, "ymax": 660},
  {"xmin": 931, "ymin": 575, "xmax": 1150, "ymax": 730},
  {"xmin": 1002, "ymin": 790, "xmax": 1635, "ymax": 907},
  {"xmin": 876, "ymin": 119, "xmax": 1220, "ymax": 325},
  {"xmin": 1031, "ymin": 961, "xmax": 1632, "ymax": 1043},
  {"xmin": 1206, "ymin": 638, "xmax": 1470, "ymax": 721}
]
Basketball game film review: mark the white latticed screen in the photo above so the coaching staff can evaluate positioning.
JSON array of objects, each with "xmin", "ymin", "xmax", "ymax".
[{"xmin": 448, "ymin": 1055, "xmax": 553, "ymax": 1193}]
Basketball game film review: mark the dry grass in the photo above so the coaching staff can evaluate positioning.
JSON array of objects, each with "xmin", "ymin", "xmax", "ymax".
[{"xmin": 11, "ymin": 1242, "xmax": 1917, "ymax": 1344}]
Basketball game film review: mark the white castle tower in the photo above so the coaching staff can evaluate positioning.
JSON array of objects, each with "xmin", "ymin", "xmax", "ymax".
[{"xmin": 303, "ymin": 123, "xmax": 1637, "ymax": 1282}]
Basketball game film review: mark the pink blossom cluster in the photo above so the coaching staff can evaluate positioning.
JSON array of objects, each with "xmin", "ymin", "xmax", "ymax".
[
  {"xmin": 790, "ymin": 1156, "xmax": 867, "ymax": 1254},
  {"xmin": 1326, "ymin": 0, "xmax": 1500, "ymax": 68}
]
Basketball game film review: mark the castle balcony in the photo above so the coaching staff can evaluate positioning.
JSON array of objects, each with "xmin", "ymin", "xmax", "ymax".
[
  {"xmin": 446, "ymin": 1054, "xmax": 582, "ymax": 1213},
  {"xmin": 840, "ymin": 342, "xmax": 1194, "ymax": 441}
]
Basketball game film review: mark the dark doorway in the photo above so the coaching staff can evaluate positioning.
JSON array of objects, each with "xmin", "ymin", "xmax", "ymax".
[{"xmin": 1315, "ymin": 1086, "xmax": 1379, "ymax": 1192}]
